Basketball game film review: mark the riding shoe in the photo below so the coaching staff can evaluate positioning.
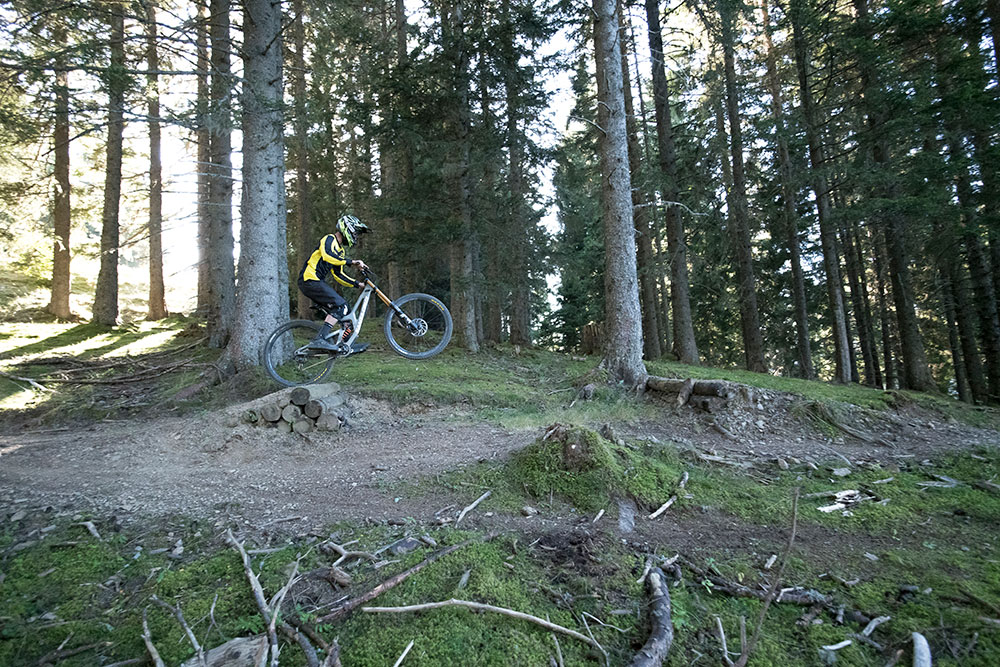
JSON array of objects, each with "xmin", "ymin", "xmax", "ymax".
[{"xmin": 307, "ymin": 336, "xmax": 339, "ymax": 352}]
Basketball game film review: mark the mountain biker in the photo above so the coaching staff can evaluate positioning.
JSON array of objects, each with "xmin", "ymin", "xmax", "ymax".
[{"xmin": 298, "ymin": 214, "xmax": 371, "ymax": 352}]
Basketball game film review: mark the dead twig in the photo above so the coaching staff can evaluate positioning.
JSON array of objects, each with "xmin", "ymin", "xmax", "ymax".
[
  {"xmin": 734, "ymin": 488, "xmax": 801, "ymax": 667},
  {"xmin": 224, "ymin": 529, "xmax": 298, "ymax": 667},
  {"xmin": 35, "ymin": 640, "xmax": 108, "ymax": 666},
  {"xmin": 392, "ymin": 640, "xmax": 415, "ymax": 667},
  {"xmin": 363, "ymin": 599, "xmax": 608, "ymax": 664},
  {"xmin": 318, "ymin": 533, "xmax": 497, "ymax": 624},
  {"xmin": 455, "ymin": 490, "xmax": 491, "ymax": 525},
  {"xmin": 0, "ymin": 371, "xmax": 51, "ymax": 392},
  {"xmin": 151, "ymin": 595, "xmax": 205, "ymax": 666},
  {"xmin": 141, "ymin": 608, "xmax": 166, "ymax": 667},
  {"xmin": 320, "ymin": 540, "xmax": 377, "ymax": 567},
  {"xmin": 714, "ymin": 615, "xmax": 733, "ymax": 666}
]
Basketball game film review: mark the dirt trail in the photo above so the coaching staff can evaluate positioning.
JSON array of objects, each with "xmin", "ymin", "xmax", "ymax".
[
  {"xmin": 2, "ymin": 388, "xmax": 997, "ymax": 531},
  {"xmin": 0, "ymin": 398, "xmax": 532, "ymax": 528}
]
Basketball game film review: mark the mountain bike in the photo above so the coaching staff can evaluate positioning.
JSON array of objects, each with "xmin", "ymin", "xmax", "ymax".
[{"xmin": 263, "ymin": 269, "xmax": 453, "ymax": 387}]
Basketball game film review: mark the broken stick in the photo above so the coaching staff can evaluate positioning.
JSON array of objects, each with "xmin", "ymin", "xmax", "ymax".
[
  {"xmin": 362, "ymin": 599, "xmax": 608, "ymax": 663},
  {"xmin": 455, "ymin": 490, "xmax": 491, "ymax": 525},
  {"xmin": 318, "ymin": 533, "xmax": 497, "ymax": 624}
]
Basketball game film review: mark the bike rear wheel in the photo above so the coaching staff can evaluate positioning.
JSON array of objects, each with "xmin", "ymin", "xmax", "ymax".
[
  {"xmin": 264, "ymin": 320, "xmax": 337, "ymax": 387},
  {"xmin": 383, "ymin": 293, "xmax": 453, "ymax": 360}
]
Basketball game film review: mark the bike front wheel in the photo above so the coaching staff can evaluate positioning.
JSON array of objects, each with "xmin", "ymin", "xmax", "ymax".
[
  {"xmin": 263, "ymin": 320, "xmax": 336, "ymax": 387},
  {"xmin": 384, "ymin": 293, "xmax": 453, "ymax": 360}
]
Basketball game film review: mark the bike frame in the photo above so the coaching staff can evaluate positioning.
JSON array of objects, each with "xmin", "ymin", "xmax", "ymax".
[{"xmin": 337, "ymin": 277, "xmax": 414, "ymax": 347}]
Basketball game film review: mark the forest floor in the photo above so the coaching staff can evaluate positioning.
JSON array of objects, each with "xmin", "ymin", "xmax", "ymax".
[{"xmin": 1, "ymin": 316, "xmax": 999, "ymax": 666}]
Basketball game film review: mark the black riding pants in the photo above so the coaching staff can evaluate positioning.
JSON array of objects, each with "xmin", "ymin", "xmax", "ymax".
[{"xmin": 298, "ymin": 278, "xmax": 348, "ymax": 319}]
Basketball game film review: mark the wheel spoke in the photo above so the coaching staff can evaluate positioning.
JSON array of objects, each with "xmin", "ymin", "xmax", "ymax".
[{"xmin": 264, "ymin": 321, "xmax": 336, "ymax": 386}]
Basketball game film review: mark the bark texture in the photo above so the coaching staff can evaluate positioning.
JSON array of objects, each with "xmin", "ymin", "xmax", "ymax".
[
  {"xmin": 48, "ymin": 58, "xmax": 72, "ymax": 320},
  {"xmin": 146, "ymin": 0, "xmax": 167, "ymax": 320},
  {"xmin": 92, "ymin": 4, "xmax": 126, "ymax": 326},
  {"xmin": 195, "ymin": 1, "xmax": 210, "ymax": 313},
  {"xmin": 593, "ymin": 0, "xmax": 647, "ymax": 388},
  {"xmin": 619, "ymin": 4, "xmax": 659, "ymax": 360},
  {"xmin": 292, "ymin": 0, "xmax": 313, "ymax": 320},
  {"xmin": 207, "ymin": 0, "xmax": 236, "ymax": 347},
  {"xmin": 222, "ymin": 0, "xmax": 287, "ymax": 373}
]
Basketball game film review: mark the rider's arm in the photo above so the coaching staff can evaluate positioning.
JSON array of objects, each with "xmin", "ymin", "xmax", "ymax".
[
  {"xmin": 319, "ymin": 235, "xmax": 361, "ymax": 287},
  {"xmin": 331, "ymin": 264, "xmax": 362, "ymax": 288}
]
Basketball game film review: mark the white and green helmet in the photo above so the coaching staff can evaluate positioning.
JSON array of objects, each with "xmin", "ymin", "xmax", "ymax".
[{"xmin": 337, "ymin": 214, "xmax": 370, "ymax": 247}]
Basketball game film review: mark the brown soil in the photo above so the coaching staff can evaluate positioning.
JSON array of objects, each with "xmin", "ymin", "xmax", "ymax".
[{"xmin": 0, "ymin": 385, "xmax": 996, "ymax": 539}]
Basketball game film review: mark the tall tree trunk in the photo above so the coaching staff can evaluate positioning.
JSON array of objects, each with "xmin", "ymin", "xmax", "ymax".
[
  {"xmin": 851, "ymin": 220, "xmax": 882, "ymax": 386},
  {"xmin": 645, "ymin": 0, "xmax": 698, "ymax": 364},
  {"xmin": 222, "ymin": 0, "xmax": 286, "ymax": 372},
  {"xmin": 964, "ymin": 229, "xmax": 1000, "ymax": 402},
  {"xmin": 196, "ymin": 0, "xmax": 211, "ymax": 314},
  {"xmin": 207, "ymin": 0, "xmax": 236, "ymax": 347},
  {"xmin": 719, "ymin": 0, "xmax": 765, "ymax": 372},
  {"xmin": 852, "ymin": 0, "xmax": 935, "ymax": 391},
  {"xmin": 760, "ymin": 0, "xmax": 812, "ymax": 378},
  {"xmin": 593, "ymin": 0, "xmax": 646, "ymax": 387},
  {"xmin": 627, "ymin": 16, "xmax": 669, "ymax": 356},
  {"xmin": 48, "ymin": 53, "xmax": 72, "ymax": 320},
  {"xmin": 146, "ymin": 0, "xmax": 167, "ymax": 320},
  {"xmin": 939, "ymin": 273, "xmax": 971, "ymax": 402},
  {"xmin": 93, "ymin": 3, "xmax": 126, "ymax": 326},
  {"xmin": 842, "ymin": 221, "xmax": 876, "ymax": 384},
  {"xmin": 790, "ymin": 0, "xmax": 851, "ymax": 383},
  {"xmin": 444, "ymin": 0, "xmax": 478, "ymax": 352},
  {"xmin": 292, "ymin": 0, "xmax": 313, "ymax": 319},
  {"xmin": 619, "ymin": 1, "xmax": 659, "ymax": 359},
  {"xmin": 873, "ymin": 226, "xmax": 899, "ymax": 389},
  {"xmin": 506, "ymin": 1, "xmax": 531, "ymax": 347}
]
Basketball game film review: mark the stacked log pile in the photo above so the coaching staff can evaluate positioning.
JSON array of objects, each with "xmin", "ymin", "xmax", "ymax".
[
  {"xmin": 645, "ymin": 376, "xmax": 736, "ymax": 413},
  {"xmin": 242, "ymin": 383, "xmax": 349, "ymax": 433}
]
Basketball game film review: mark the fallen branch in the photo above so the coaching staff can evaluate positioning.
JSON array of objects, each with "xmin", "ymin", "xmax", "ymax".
[
  {"xmin": 455, "ymin": 490, "xmax": 491, "ymax": 525},
  {"xmin": 141, "ymin": 608, "xmax": 166, "ymax": 667},
  {"xmin": 35, "ymin": 640, "xmax": 108, "ymax": 665},
  {"xmin": 318, "ymin": 533, "xmax": 497, "ymax": 624},
  {"xmin": 629, "ymin": 568, "xmax": 674, "ymax": 667},
  {"xmin": 30, "ymin": 358, "xmax": 194, "ymax": 385},
  {"xmin": 648, "ymin": 497, "xmax": 676, "ymax": 520},
  {"xmin": 679, "ymin": 559, "xmax": 871, "ymax": 624},
  {"xmin": 0, "ymin": 371, "xmax": 51, "ymax": 392},
  {"xmin": 151, "ymin": 595, "xmax": 205, "ymax": 666},
  {"xmin": 363, "ymin": 599, "xmax": 608, "ymax": 663},
  {"xmin": 320, "ymin": 540, "xmax": 377, "ymax": 567},
  {"xmin": 224, "ymin": 529, "xmax": 298, "ymax": 667}
]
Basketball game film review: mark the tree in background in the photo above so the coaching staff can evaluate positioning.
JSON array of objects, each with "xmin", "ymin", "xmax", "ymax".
[
  {"xmin": 92, "ymin": 1, "xmax": 127, "ymax": 326},
  {"xmin": 145, "ymin": 0, "xmax": 166, "ymax": 320}
]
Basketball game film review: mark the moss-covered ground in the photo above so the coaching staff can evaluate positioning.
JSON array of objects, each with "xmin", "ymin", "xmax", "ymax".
[{"xmin": 3, "ymin": 321, "xmax": 1000, "ymax": 664}]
